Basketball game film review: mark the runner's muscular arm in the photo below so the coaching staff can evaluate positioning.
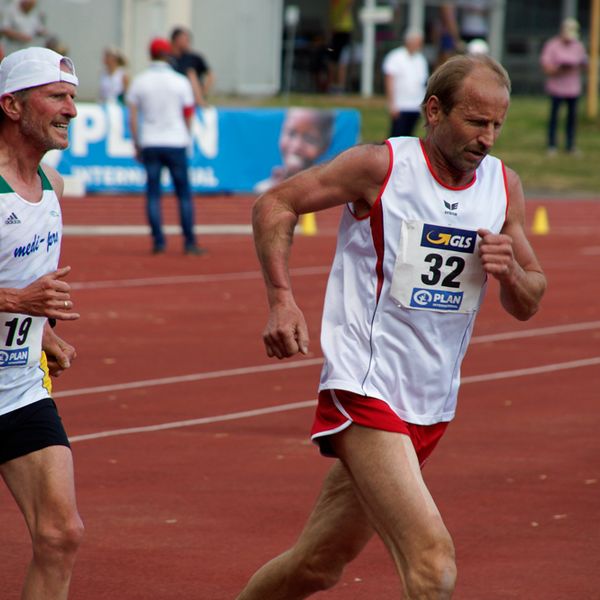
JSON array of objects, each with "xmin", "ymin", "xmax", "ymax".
[
  {"xmin": 253, "ymin": 143, "xmax": 390, "ymax": 358},
  {"xmin": 478, "ymin": 167, "xmax": 547, "ymax": 320}
]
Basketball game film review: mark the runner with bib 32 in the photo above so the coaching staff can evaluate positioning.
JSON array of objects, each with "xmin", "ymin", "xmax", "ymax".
[{"xmin": 237, "ymin": 53, "xmax": 546, "ymax": 600}]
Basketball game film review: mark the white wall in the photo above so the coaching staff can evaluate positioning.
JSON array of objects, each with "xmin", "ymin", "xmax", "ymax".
[
  {"xmin": 191, "ymin": 0, "xmax": 283, "ymax": 95},
  {"xmin": 42, "ymin": 0, "xmax": 123, "ymax": 101},
  {"xmin": 37, "ymin": 0, "xmax": 283, "ymax": 100}
]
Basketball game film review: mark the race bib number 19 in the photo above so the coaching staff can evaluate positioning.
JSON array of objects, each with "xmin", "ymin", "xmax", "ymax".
[
  {"xmin": 0, "ymin": 313, "xmax": 43, "ymax": 367},
  {"xmin": 390, "ymin": 221, "xmax": 486, "ymax": 313}
]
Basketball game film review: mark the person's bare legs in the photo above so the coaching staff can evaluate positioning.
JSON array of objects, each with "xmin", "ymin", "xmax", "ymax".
[
  {"xmin": 1, "ymin": 445, "xmax": 84, "ymax": 600},
  {"xmin": 331, "ymin": 425, "xmax": 456, "ymax": 599},
  {"xmin": 236, "ymin": 460, "xmax": 374, "ymax": 600},
  {"xmin": 237, "ymin": 424, "xmax": 455, "ymax": 599}
]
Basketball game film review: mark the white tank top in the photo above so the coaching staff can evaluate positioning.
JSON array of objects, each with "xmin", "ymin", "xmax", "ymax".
[
  {"xmin": 0, "ymin": 168, "xmax": 62, "ymax": 415},
  {"xmin": 318, "ymin": 137, "xmax": 508, "ymax": 424}
]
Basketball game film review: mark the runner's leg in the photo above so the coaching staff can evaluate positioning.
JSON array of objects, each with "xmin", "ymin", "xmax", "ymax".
[
  {"xmin": 331, "ymin": 424, "xmax": 456, "ymax": 599},
  {"xmin": 237, "ymin": 460, "xmax": 374, "ymax": 600},
  {"xmin": 1, "ymin": 445, "xmax": 84, "ymax": 600}
]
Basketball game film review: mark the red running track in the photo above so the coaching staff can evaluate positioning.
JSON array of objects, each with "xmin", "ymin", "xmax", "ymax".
[{"xmin": 0, "ymin": 194, "xmax": 598, "ymax": 599}]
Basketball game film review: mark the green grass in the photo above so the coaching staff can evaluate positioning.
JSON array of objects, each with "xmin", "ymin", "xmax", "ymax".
[
  {"xmin": 493, "ymin": 96, "xmax": 600, "ymax": 196},
  {"xmin": 215, "ymin": 93, "xmax": 600, "ymax": 197}
]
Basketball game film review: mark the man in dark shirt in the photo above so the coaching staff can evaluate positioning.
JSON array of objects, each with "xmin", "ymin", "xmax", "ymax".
[{"xmin": 170, "ymin": 26, "xmax": 213, "ymax": 107}]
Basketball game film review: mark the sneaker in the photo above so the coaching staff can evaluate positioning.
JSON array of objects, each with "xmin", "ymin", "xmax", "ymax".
[
  {"xmin": 568, "ymin": 148, "xmax": 582, "ymax": 157},
  {"xmin": 546, "ymin": 147, "xmax": 557, "ymax": 157},
  {"xmin": 185, "ymin": 246, "xmax": 208, "ymax": 256},
  {"xmin": 152, "ymin": 245, "xmax": 166, "ymax": 255}
]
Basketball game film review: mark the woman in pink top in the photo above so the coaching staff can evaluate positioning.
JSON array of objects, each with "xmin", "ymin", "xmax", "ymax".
[{"xmin": 540, "ymin": 18, "xmax": 588, "ymax": 155}]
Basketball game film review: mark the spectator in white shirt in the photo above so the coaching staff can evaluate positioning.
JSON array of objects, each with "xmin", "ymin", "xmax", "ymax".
[
  {"xmin": 126, "ymin": 37, "xmax": 205, "ymax": 255},
  {"xmin": 99, "ymin": 46, "xmax": 129, "ymax": 105},
  {"xmin": 382, "ymin": 29, "xmax": 429, "ymax": 138}
]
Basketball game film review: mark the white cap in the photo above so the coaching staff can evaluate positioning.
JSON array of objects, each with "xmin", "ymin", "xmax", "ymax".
[
  {"xmin": 467, "ymin": 38, "xmax": 490, "ymax": 55},
  {"xmin": 0, "ymin": 47, "xmax": 78, "ymax": 96}
]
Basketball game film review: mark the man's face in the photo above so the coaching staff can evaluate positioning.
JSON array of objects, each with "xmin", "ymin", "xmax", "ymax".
[
  {"xmin": 279, "ymin": 111, "xmax": 327, "ymax": 175},
  {"xmin": 19, "ymin": 81, "xmax": 77, "ymax": 151},
  {"xmin": 174, "ymin": 31, "xmax": 191, "ymax": 52},
  {"xmin": 405, "ymin": 34, "xmax": 423, "ymax": 54},
  {"xmin": 103, "ymin": 50, "xmax": 118, "ymax": 68},
  {"xmin": 430, "ymin": 68, "xmax": 509, "ymax": 175},
  {"xmin": 21, "ymin": 0, "xmax": 36, "ymax": 13},
  {"xmin": 560, "ymin": 20, "xmax": 579, "ymax": 42}
]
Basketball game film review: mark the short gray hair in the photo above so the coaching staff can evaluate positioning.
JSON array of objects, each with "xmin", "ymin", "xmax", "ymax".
[{"xmin": 404, "ymin": 28, "xmax": 424, "ymax": 43}]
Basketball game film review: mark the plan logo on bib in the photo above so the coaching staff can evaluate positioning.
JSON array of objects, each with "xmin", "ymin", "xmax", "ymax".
[
  {"xmin": 0, "ymin": 348, "xmax": 29, "ymax": 367},
  {"xmin": 410, "ymin": 288, "xmax": 464, "ymax": 311}
]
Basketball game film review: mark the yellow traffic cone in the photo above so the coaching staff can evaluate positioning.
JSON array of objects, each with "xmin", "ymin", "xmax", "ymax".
[
  {"xmin": 300, "ymin": 212, "xmax": 317, "ymax": 236},
  {"xmin": 531, "ymin": 206, "xmax": 549, "ymax": 236}
]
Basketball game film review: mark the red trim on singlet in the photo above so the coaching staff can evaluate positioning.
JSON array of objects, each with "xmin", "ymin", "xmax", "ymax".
[
  {"xmin": 311, "ymin": 389, "xmax": 449, "ymax": 466},
  {"xmin": 419, "ymin": 138, "xmax": 477, "ymax": 191},
  {"xmin": 501, "ymin": 161, "xmax": 510, "ymax": 222},
  {"xmin": 370, "ymin": 199, "xmax": 385, "ymax": 303},
  {"xmin": 367, "ymin": 141, "xmax": 393, "ymax": 302}
]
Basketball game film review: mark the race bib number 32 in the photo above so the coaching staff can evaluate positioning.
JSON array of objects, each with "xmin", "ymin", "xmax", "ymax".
[{"xmin": 390, "ymin": 221, "xmax": 486, "ymax": 313}]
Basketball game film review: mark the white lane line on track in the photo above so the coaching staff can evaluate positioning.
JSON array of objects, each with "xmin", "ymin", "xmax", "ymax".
[
  {"xmin": 70, "ymin": 266, "xmax": 329, "ymax": 290},
  {"xmin": 460, "ymin": 356, "xmax": 600, "ymax": 384},
  {"xmin": 470, "ymin": 320, "xmax": 600, "ymax": 343},
  {"xmin": 581, "ymin": 246, "xmax": 600, "ymax": 255},
  {"xmin": 69, "ymin": 355, "xmax": 600, "ymax": 443},
  {"xmin": 55, "ymin": 320, "xmax": 600, "ymax": 400},
  {"xmin": 55, "ymin": 358, "xmax": 325, "ymax": 398},
  {"xmin": 70, "ymin": 401, "xmax": 317, "ymax": 442},
  {"xmin": 64, "ymin": 224, "xmax": 253, "ymax": 236}
]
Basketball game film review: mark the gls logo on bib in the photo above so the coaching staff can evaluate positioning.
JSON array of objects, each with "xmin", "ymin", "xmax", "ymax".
[{"xmin": 421, "ymin": 224, "xmax": 477, "ymax": 254}]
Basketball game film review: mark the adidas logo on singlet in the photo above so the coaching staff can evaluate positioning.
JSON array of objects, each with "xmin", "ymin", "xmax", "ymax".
[{"xmin": 4, "ymin": 212, "xmax": 21, "ymax": 225}]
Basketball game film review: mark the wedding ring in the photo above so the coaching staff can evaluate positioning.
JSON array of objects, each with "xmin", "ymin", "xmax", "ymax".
[{"xmin": 64, "ymin": 301, "xmax": 69, "ymax": 308}]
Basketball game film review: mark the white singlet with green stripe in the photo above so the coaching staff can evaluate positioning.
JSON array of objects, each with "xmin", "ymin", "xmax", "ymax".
[{"xmin": 0, "ymin": 167, "xmax": 61, "ymax": 416}]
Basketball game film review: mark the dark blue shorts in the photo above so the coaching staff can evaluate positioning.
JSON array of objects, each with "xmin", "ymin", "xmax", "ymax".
[{"xmin": 0, "ymin": 398, "xmax": 70, "ymax": 464}]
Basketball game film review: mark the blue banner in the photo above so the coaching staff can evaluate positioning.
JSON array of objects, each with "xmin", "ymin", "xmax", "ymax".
[{"xmin": 45, "ymin": 104, "xmax": 361, "ymax": 194}]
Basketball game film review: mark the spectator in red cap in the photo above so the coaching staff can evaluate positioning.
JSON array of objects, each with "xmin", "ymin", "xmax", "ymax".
[
  {"xmin": 127, "ymin": 37, "xmax": 205, "ymax": 255},
  {"xmin": 150, "ymin": 37, "xmax": 171, "ymax": 58}
]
